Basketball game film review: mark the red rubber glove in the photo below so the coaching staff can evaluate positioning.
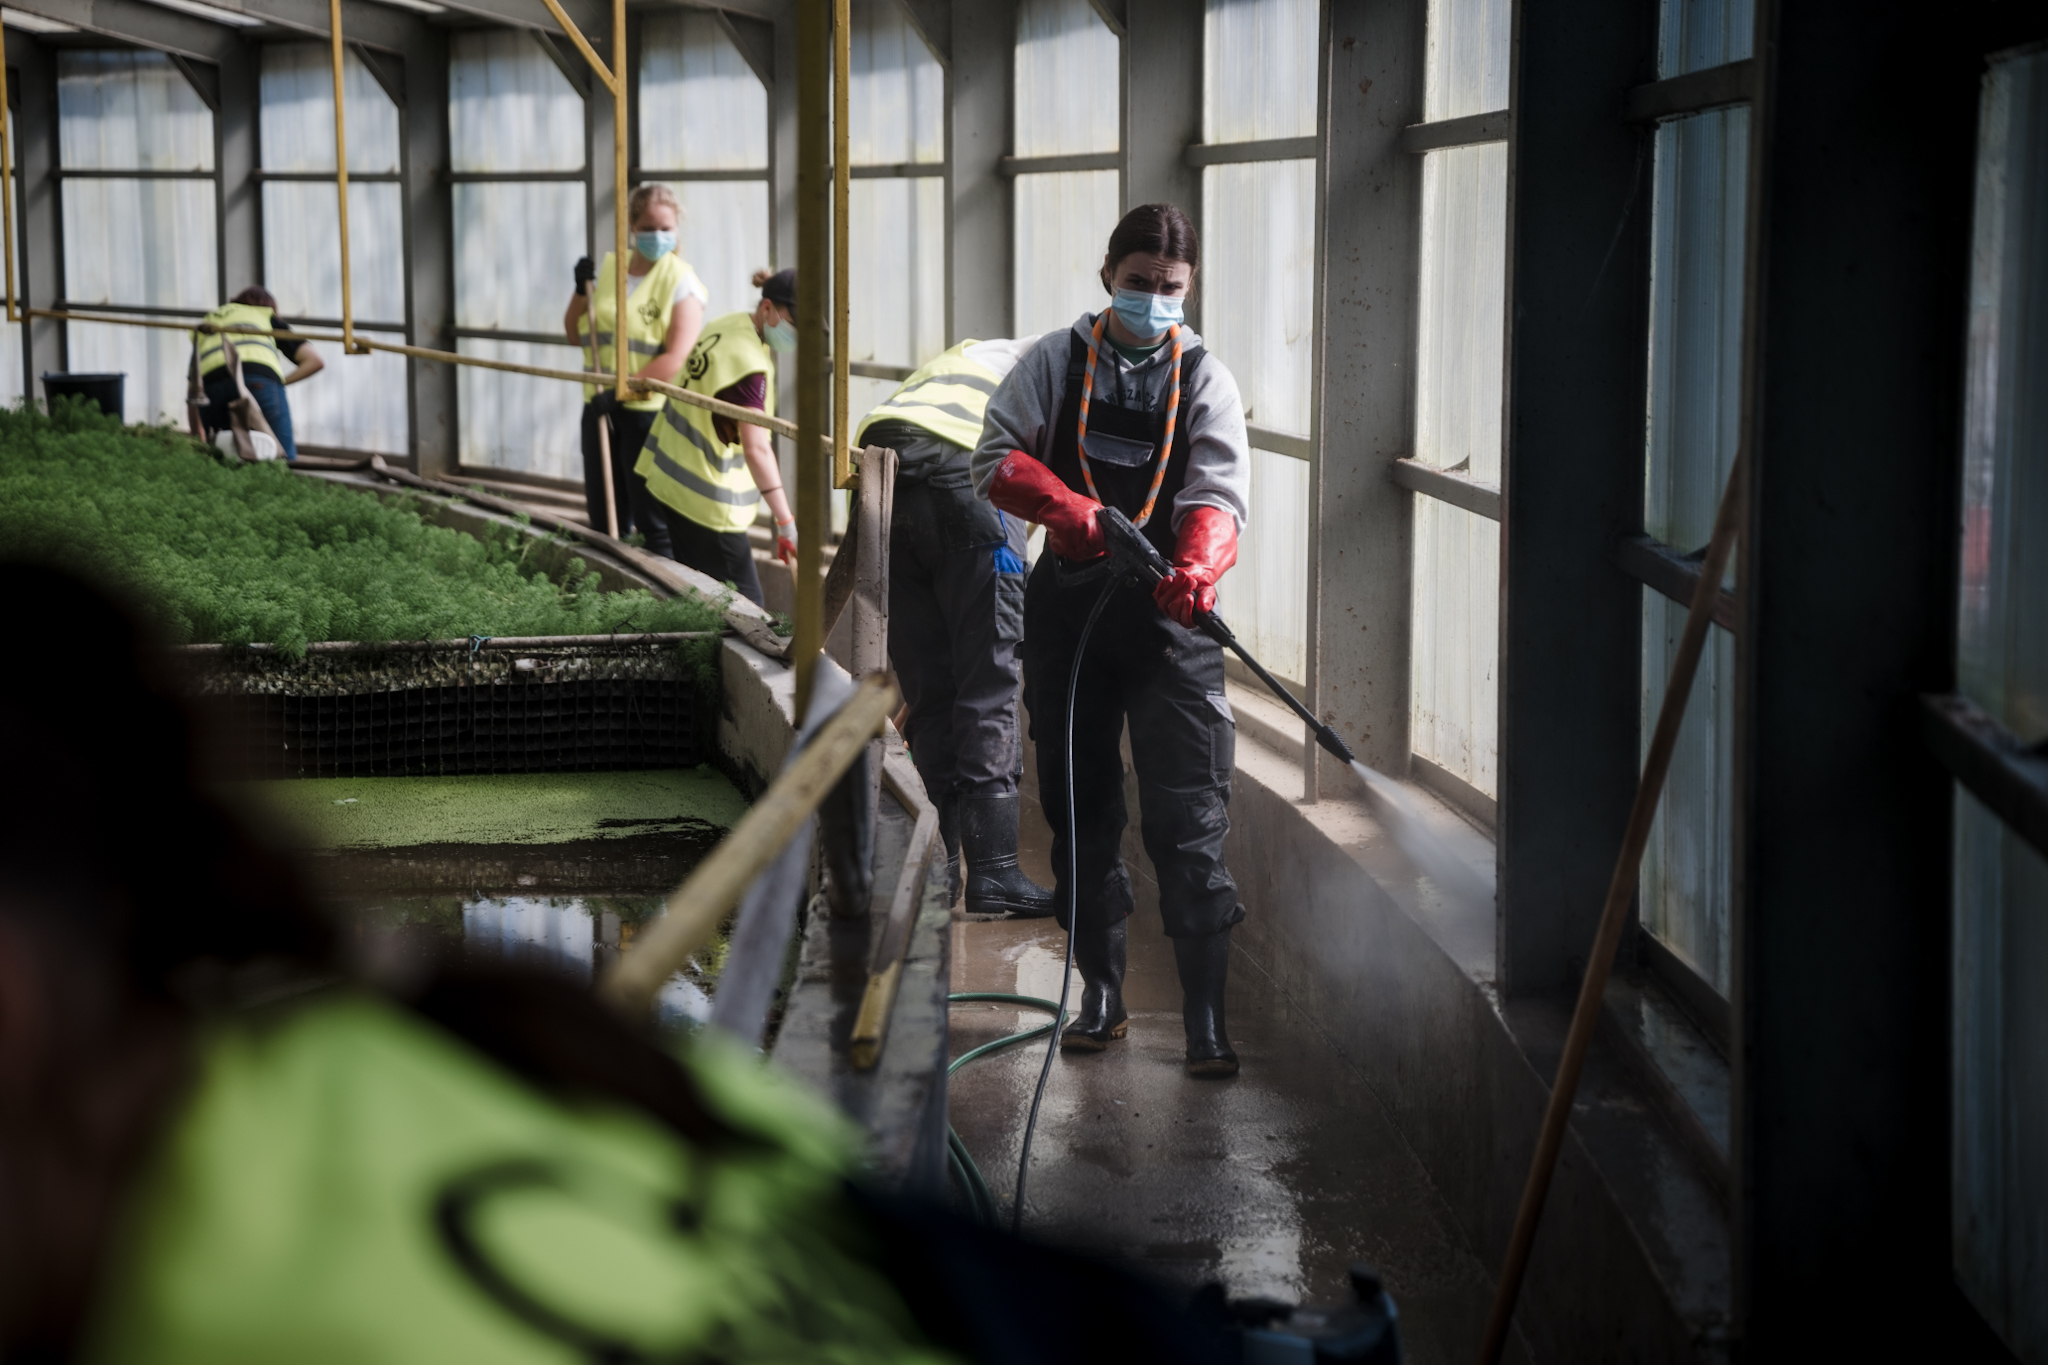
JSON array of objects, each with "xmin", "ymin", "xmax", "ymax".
[
  {"xmin": 986, "ymin": 451, "xmax": 1105, "ymax": 561},
  {"xmin": 1153, "ymin": 505, "xmax": 1239, "ymax": 627}
]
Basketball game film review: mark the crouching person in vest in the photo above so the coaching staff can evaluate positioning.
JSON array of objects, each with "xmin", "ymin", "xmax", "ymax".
[
  {"xmin": 193, "ymin": 287, "xmax": 323, "ymax": 460},
  {"xmin": 857, "ymin": 342, "xmax": 1056, "ymax": 920},
  {"xmin": 635, "ymin": 269, "xmax": 799, "ymax": 607},
  {"xmin": 0, "ymin": 563, "xmax": 1236, "ymax": 1365},
  {"xmin": 564, "ymin": 182, "xmax": 708, "ymax": 541},
  {"xmin": 972, "ymin": 204, "xmax": 1252, "ymax": 1079}
]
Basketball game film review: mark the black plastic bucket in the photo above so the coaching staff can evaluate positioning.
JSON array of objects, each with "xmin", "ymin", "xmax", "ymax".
[{"xmin": 41, "ymin": 372, "xmax": 125, "ymax": 419}]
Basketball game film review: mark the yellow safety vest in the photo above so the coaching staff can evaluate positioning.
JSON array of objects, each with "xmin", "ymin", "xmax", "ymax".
[
  {"xmin": 853, "ymin": 340, "xmax": 1000, "ymax": 452},
  {"xmin": 577, "ymin": 250, "xmax": 702, "ymax": 412},
  {"xmin": 83, "ymin": 992, "xmax": 955, "ymax": 1365},
  {"xmin": 636, "ymin": 312, "xmax": 774, "ymax": 534},
  {"xmin": 193, "ymin": 303, "xmax": 286, "ymax": 379}
]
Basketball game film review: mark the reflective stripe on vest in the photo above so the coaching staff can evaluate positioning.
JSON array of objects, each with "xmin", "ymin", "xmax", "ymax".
[
  {"xmin": 852, "ymin": 340, "xmax": 999, "ymax": 451},
  {"xmin": 635, "ymin": 312, "xmax": 772, "ymax": 533},
  {"xmin": 577, "ymin": 250, "xmax": 701, "ymax": 411},
  {"xmin": 194, "ymin": 303, "xmax": 286, "ymax": 378}
]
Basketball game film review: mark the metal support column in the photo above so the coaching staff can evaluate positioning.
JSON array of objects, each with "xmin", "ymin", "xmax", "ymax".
[
  {"xmin": 217, "ymin": 36, "xmax": 260, "ymax": 301},
  {"xmin": 945, "ymin": 0, "xmax": 1012, "ymax": 342},
  {"xmin": 400, "ymin": 32, "xmax": 454, "ymax": 476}
]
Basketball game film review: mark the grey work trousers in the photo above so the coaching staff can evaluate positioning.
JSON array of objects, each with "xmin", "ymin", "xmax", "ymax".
[
  {"xmin": 887, "ymin": 478, "xmax": 1029, "ymax": 809},
  {"xmin": 1023, "ymin": 560, "xmax": 1243, "ymax": 940}
]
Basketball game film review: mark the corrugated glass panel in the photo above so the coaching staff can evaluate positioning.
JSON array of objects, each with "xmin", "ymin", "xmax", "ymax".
[
  {"xmin": 260, "ymin": 181, "xmax": 404, "ymax": 324},
  {"xmin": 1411, "ymin": 142, "xmax": 1504, "ymax": 796},
  {"xmin": 60, "ymin": 178, "xmax": 216, "ymax": 311},
  {"xmin": 458, "ymin": 337, "xmax": 585, "ymax": 480},
  {"xmin": 453, "ymin": 182, "xmax": 585, "ymax": 334},
  {"xmin": 1952, "ymin": 49, "xmax": 2048, "ymax": 1365},
  {"xmin": 284, "ymin": 329, "xmax": 409, "ymax": 456},
  {"xmin": 449, "ymin": 30, "xmax": 584, "ymax": 173},
  {"xmin": 1423, "ymin": 0, "xmax": 1509, "ymax": 122},
  {"xmin": 1639, "ymin": 104, "xmax": 1747, "ymax": 995},
  {"xmin": 1204, "ymin": 0, "xmax": 1318, "ymax": 142},
  {"xmin": 848, "ymin": 176, "xmax": 944, "ymax": 370},
  {"xmin": 1014, "ymin": 171, "xmax": 1120, "ymax": 339},
  {"xmin": 62, "ymin": 323, "xmax": 193, "ymax": 425},
  {"xmin": 1658, "ymin": 0, "xmax": 1753, "ymax": 80},
  {"xmin": 1016, "ymin": 0, "xmax": 1119, "ymax": 157},
  {"xmin": 1204, "ymin": 157, "xmax": 1315, "ymax": 683},
  {"xmin": 259, "ymin": 42, "xmax": 399, "ymax": 172},
  {"xmin": 638, "ymin": 11, "xmax": 768, "ymax": 171},
  {"xmin": 57, "ymin": 50, "xmax": 211, "ymax": 170},
  {"xmin": 673, "ymin": 182, "xmax": 771, "ymax": 322},
  {"xmin": 851, "ymin": 0, "xmax": 943, "ymax": 164}
]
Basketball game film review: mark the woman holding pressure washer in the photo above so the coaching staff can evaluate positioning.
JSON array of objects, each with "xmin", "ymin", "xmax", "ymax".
[
  {"xmin": 971, "ymin": 203, "xmax": 1251, "ymax": 1078},
  {"xmin": 564, "ymin": 182, "xmax": 707, "ymax": 539}
]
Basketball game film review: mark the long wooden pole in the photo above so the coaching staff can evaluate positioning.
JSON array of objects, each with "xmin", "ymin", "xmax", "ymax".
[
  {"xmin": 793, "ymin": 0, "xmax": 829, "ymax": 720},
  {"xmin": 600, "ymin": 673, "xmax": 898, "ymax": 1016},
  {"xmin": 584, "ymin": 278, "xmax": 618, "ymax": 537},
  {"xmin": 1475, "ymin": 449, "xmax": 1749, "ymax": 1365},
  {"xmin": 610, "ymin": 0, "xmax": 627, "ymax": 406},
  {"xmin": 832, "ymin": 0, "xmax": 851, "ymax": 492},
  {"xmin": 0, "ymin": 52, "xmax": 17, "ymax": 324}
]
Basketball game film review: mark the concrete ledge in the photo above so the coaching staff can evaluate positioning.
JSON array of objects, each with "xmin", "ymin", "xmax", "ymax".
[{"xmin": 1212, "ymin": 723, "xmax": 1730, "ymax": 1363}]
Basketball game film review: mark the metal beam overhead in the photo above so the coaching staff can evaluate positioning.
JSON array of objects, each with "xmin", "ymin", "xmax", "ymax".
[
  {"xmin": 1184, "ymin": 134, "xmax": 1317, "ymax": 166},
  {"xmin": 1623, "ymin": 57, "xmax": 1754, "ymax": 123},
  {"xmin": 891, "ymin": 0, "xmax": 945, "ymax": 65},
  {"xmin": 1400, "ymin": 107, "xmax": 1509, "ymax": 153},
  {"xmin": 5, "ymin": 0, "xmax": 237, "ymax": 61},
  {"xmin": 714, "ymin": 9, "xmax": 773, "ymax": 90},
  {"xmin": 1615, "ymin": 533, "xmax": 1738, "ymax": 632},
  {"xmin": 997, "ymin": 150, "xmax": 1116, "ymax": 176},
  {"xmin": 1389, "ymin": 457, "xmax": 1502, "ymax": 520}
]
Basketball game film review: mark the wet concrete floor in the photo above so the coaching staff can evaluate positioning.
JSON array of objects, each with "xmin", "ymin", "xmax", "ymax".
[{"xmin": 947, "ymin": 802, "xmax": 1519, "ymax": 1365}]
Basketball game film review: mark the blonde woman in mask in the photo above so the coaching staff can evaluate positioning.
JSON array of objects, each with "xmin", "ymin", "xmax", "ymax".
[
  {"xmin": 564, "ymin": 182, "xmax": 707, "ymax": 538},
  {"xmin": 633, "ymin": 268, "xmax": 798, "ymax": 607}
]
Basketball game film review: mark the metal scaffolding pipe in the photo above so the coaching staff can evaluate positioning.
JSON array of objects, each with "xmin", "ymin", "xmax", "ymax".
[{"xmin": 793, "ymin": 0, "xmax": 831, "ymax": 718}]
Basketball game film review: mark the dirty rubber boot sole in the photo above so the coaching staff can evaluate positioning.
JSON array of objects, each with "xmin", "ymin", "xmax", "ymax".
[
  {"xmin": 1186, "ymin": 1053, "xmax": 1240, "ymax": 1078},
  {"xmin": 1059, "ymin": 1018, "xmax": 1129, "ymax": 1052}
]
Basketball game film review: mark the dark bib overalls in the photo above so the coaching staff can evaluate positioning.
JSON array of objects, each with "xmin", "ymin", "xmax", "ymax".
[{"xmin": 1021, "ymin": 333, "xmax": 1244, "ymax": 940}]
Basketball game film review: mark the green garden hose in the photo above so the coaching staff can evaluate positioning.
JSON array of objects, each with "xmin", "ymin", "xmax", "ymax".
[{"xmin": 945, "ymin": 991, "xmax": 1064, "ymax": 1228}]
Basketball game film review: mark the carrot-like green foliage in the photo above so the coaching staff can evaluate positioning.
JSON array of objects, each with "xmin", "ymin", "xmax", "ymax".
[{"xmin": 0, "ymin": 401, "xmax": 723, "ymax": 657}]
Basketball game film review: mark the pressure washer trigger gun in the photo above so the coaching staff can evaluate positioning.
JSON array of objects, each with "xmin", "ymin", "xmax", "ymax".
[{"xmin": 1096, "ymin": 504, "xmax": 1360, "ymax": 768}]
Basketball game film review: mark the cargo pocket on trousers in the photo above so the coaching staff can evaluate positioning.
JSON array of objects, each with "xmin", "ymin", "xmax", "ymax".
[
  {"xmin": 1206, "ymin": 691, "xmax": 1236, "ymax": 785},
  {"xmin": 994, "ymin": 566, "xmax": 1025, "ymax": 645}
]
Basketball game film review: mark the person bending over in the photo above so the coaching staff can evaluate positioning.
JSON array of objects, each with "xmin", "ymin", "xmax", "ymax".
[{"xmin": 193, "ymin": 286, "xmax": 323, "ymax": 460}]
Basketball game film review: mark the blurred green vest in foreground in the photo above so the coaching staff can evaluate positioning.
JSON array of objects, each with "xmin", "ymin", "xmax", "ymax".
[{"xmin": 84, "ymin": 992, "xmax": 954, "ymax": 1365}]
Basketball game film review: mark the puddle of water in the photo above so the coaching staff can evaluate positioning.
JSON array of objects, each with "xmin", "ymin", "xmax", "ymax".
[{"xmin": 345, "ymin": 889, "xmax": 727, "ymax": 1030}]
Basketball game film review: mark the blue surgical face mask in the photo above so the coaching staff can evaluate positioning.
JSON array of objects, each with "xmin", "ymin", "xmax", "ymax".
[
  {"xmin": 634, "ymin": 230, "xmax": 677, "ymax": 262},
  {"xmin": 1111, "ymin": 287, "xmax": 1185, "ymax": 339},
  {"xmin": 764, "ymin": 318, "xmax": 797, "ymax": 353}
]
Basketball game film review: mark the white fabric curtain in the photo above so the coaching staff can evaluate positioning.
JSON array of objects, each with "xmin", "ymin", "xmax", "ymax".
[
  {"xmin": 450, "ymin": 31, "xmax": 586, "ymax": 479},
  {"xmin": 1951, "ymin": 48, "xmax": 2048, "ymax": 1365},
  {"xmin": 1638, "ymin": 102, "xmax": 1748, "ymax": 993},
  {"xmin": 639, "ymin": 10, "xmax": 770, "ymax": 319},
  {"xmin": 56, "ymin": 51, "xmax": 216, "ymax": 424},
  {"xmin": 1013, "ymin": 0, "xmax": 1119, "ymax": 340}
]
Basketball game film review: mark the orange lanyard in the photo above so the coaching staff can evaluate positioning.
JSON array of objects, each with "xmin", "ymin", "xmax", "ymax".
[{"xmin": 1074, "ymin": 313, "xmax": 1185, "ymax": 529}]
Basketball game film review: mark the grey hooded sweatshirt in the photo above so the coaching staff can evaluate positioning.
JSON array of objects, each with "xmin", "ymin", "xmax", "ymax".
[{"xmin": 969, "ymin": 314, "xmax": 1251, "ymax": 535}]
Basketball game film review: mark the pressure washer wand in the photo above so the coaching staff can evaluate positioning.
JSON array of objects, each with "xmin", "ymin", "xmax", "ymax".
[{"xmin": 1095, "ymin": 507, "xmax": 1355, "ymax": 765}]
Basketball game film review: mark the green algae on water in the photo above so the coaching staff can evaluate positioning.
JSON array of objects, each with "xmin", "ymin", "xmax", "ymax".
[{"xmin": 231, "ymin": 767, "xmax": 747, "ymax": 851}]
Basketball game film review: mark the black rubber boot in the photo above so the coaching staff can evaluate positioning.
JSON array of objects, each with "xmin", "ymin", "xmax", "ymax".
[
  {"xmin": 938, "ymin": 791, "xmax": 962, "ymax": 907},
  {"xmin": 1174, "ymin": 929, "xmax": 1239, "ymax": 1077},
  {"xmin": 1059, "ymin": 915, "xmax": 1128, "ymax": 1052},
  {"xmin": 960, "ymin": 793, "xmax": 1056, "ymax": 919}
]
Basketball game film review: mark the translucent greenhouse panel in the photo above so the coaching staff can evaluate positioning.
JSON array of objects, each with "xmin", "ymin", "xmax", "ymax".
[
  {"xmin": 1202, "ymin": 160, "xmax": 1314, "ymax": 435},
  {"xmin": 285, "ymin": 330, "xmax": 409, "ymax": 455},
  {"xmin": 851, "ymin": 0, "xmax": 943, "ymax": 164},
  {"xmin": 63, "ymin": 322, "xmax": 197, "ymax": 425},
  {"xmin": 674, "ymin": 181, "xmax": 771, "ymax": 320},
  {"xmin": 1410, "ymin": 498, "xmax": 1498, "ymax": 795},
  {"xmin": 1214, "ymin": 448, "xmax": 1308, "ymax": 683},
  {"xmin": 449, "ymin": 30, "xmax": 584, "ymax": 173},
  {"xmin": 457, "ymin": 337, "xmax": 584, "ymax": 480},
  {"xmin": 848, "ymin": 176, "xmax": 945, "ymax": 372},
  {"xmin": 1640, "ymin": 603, "xmax": 1734, "ymax": 991},
  {"xmin": 1203, "ymin": 0, "xmax": 1318, "ymax": 142},
  {"xmin": 62, "ymin": 179, "xmax": 217, "ymax": 311},
  {"xmin": 1639, "ymin": 105, "xmax": 1747, "ymax": 996},
  {"xmin": 453, "ymin": 182, "xmax": 586, "ymax": 334},
  {"xmin": 1014, "ymin": 171, "xmax": 1120, "ymax": 339},
  {"xmin": 261, "ymin": 182, "xmax": 405, "ymax": 323},
  {"xmin": 638, "ymin": 11, "xmax": 769, "ymax": 170},
  {"xmin": 1953, "ymin": 50, "xmax": 2048, "ymax": 1363},
  {"xmin": 57, "ymin": 51, "xmax": 212, "ymax": 170},
  {"xmin": 1015, "ymin": 0, "xmax": 1119, "ymax": 157},
  {"xmin": 1423, "ymin": 0, "xmax": 1510, "ymax": 121},
  {"xmin": 1658, "ymin": 0, "xmax": 1754, "ymax": 79},
  {"xmin": 1411, "ymin": 142, "xmax": 1505, "ymax": 797},
  {"xmin": 259, "ymin": 43, "xmax": 399, "ymax": 172}
]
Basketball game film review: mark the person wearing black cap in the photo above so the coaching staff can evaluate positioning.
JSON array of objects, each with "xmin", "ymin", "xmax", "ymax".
[{"xmin": 633, "ymin": 267, "xmax": 799, "ymax": 606}]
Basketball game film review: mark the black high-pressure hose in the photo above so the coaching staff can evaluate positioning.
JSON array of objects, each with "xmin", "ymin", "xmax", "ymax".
[{"xmin": 1010, "ymin": 571, "xmax": 1119, "ymax": 1236}]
